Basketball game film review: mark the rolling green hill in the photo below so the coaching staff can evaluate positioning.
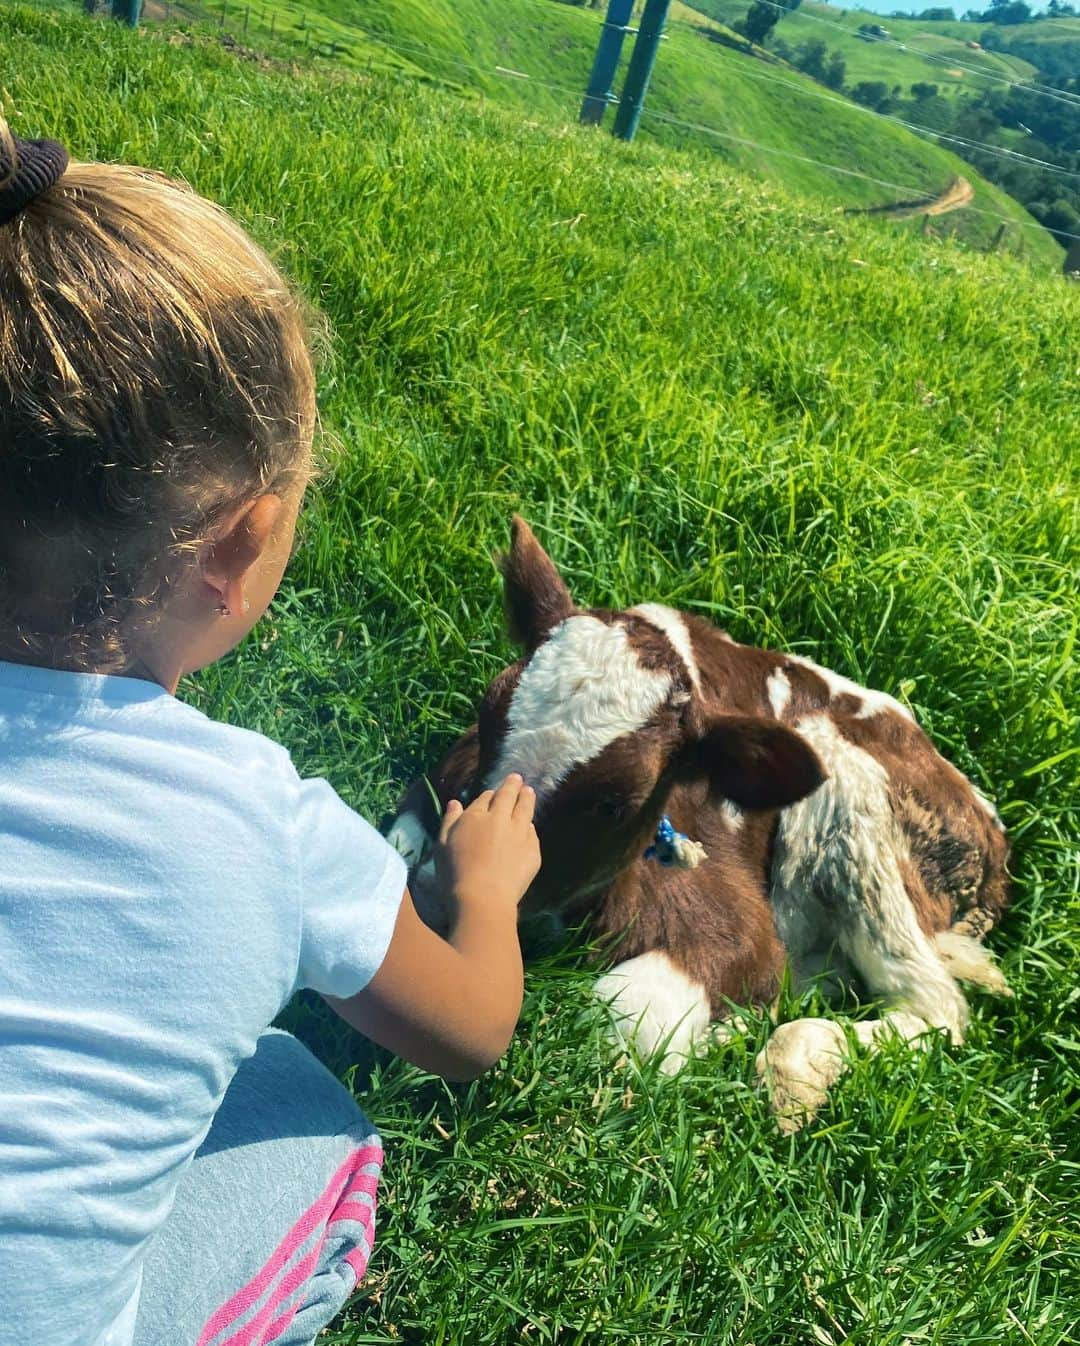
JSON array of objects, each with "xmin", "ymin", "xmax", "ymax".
[
  {"xmin": 69, "ymin": 0, "xmax": 1065, "ymax": 267},
  {"xmin": 3, "ymin": 4, "xmax": 1078, "ymax": 1344},
  {"xmin": 686, "ymin": 1, "xmax": 1055, "ymax": 92}
]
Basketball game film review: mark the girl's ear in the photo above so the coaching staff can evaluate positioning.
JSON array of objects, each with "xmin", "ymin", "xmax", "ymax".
[
  {"xmin": 200, "ymin": 495, "xmax": 283, "ymax": 609},
  {"xmin": 498, "ymin": 516, "xmax": 574, "ymax": 652},
  {"xmin": 678, "ymin": 714, "xmax": 827, "ymax": 810}
]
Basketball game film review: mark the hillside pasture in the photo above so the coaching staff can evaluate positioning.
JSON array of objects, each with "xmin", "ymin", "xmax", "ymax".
[
  {"xmin": 692, "ymin": 0, "xmax": 1047, "ymax": 90},
  {"xmin": 42, "ymin": 0, "xmax": 1064, "ymax": 265},
  {"xmin": 3, "ymin": 6, "xmax": 1079, "ymax": 1345}
]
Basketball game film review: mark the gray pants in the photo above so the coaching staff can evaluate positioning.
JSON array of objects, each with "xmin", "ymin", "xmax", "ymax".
[{"xmin": 133, "ymin": 1030, "xmax": 380, "ymax": 1346}]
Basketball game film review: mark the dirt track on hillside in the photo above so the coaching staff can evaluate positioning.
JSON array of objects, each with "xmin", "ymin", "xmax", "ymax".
[{"xmin": 846, "ymin": 175, "xmax": 974, "ymax": 220}]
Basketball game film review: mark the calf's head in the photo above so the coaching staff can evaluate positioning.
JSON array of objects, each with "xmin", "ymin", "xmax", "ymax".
[{"xmin": 424, "ymin": 517, "xmax": 826, "ymax": 917}]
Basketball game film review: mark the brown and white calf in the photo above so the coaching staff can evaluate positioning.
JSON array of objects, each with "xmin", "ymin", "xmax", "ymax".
[{"xmin": 388, "ymin": 518, "xmax": 1011, "ymax": 1128}]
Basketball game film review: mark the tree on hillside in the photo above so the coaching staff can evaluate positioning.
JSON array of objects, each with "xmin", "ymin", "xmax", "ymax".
[
  {"xmin": 736, "ymin": 0, "xmax": 802, "ymax": 48},
  {"xmin": 1029, "ymin": 199, "xmax": 1080, "ymax": 249},
  {"xmin": 918, "ymin": 8, "xmax": 956, "ymax": 19},
  {"xmin": 824, "ymin": 51, "xmax": 847, "ymax": 90},
  {"xmin": 911, "ymin": 82, "xmax": 940, "ymax": 99},
  {"xmin": 852, "ymin": 80, "xmax": 892, "ymax": 110},
  {"xmin": 794, "ymin": 38, "xmax": 829, "ymax": 82},
  {"xmin": 986, "ymin": 0, "xmax": 1032, "ymax": 22}
]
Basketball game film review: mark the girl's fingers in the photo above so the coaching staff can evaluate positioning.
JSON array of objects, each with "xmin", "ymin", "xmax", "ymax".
[
  {"xmin": 512, "ymin": 784, "xmax": 536, "ymax": 822},
  {"xmin": 439, "ymin": 798, "xmax": 464, "ymax": 843},
  {"xmin": 491, "ymin": 773, "xmax": 524, "ymax": 813}
]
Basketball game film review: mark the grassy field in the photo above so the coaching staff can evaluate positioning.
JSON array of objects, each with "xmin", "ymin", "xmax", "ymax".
[
  {"xmin": 55, "ymin": 0, "xmax": 1063, "ymax": 266},
  {"xmin": 5, "ymin": 4, "xmax": 1080, "ymax": 1343}
]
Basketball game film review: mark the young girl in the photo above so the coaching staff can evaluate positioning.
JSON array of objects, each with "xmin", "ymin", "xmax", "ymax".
[{"xmin": 0, "ymin": 125, "xmax": 540, "ymax": 1346}]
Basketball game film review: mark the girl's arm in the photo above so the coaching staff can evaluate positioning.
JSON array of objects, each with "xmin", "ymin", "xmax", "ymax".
[{"xmin": 326, "ymin": 774, "xmax": 540, "ymax": 1082}]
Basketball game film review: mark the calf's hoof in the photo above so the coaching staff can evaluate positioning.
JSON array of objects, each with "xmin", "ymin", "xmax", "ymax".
[{"xmin": 756, "ymin": 1018, "xmax": 850, "ymax": 1134}]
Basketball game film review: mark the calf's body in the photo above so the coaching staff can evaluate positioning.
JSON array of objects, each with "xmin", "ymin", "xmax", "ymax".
[{"xmin": 389, "ymin": 520, "xmax": 1010, "ymax": 1127}]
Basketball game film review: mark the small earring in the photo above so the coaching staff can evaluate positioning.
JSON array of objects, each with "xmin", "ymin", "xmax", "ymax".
[{"xmin": 216, "ymin": 602, "xmax": 230, "ymax": 617}]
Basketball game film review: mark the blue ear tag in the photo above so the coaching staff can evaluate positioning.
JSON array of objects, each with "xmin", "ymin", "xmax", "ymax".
[
  {"xmin": 644, "ymin": 815, "xmax": 708, "ymax": 869},
  {"xmin": 644, "ymin": 815, "xmax": 679, "ymax": 865}
]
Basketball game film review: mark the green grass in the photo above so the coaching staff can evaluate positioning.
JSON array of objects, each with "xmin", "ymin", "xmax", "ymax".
[
  {"xmin": 5, "ymin": 4, "xmax": 1080, "ymax": 1343},
  {"xmin": 59, "ymin": 0, "xmax": 1065, "ymax": 266}
]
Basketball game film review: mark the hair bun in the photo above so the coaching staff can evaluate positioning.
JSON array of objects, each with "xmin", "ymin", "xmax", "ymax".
[{"xmin": 0, "ymin": 136, "xmax": 70, "ymax": 225}]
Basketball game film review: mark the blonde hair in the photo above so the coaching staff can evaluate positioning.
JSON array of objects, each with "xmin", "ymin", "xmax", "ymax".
[{"xmin": 0, "ymin": 118, "xmax": 316, "ymax": 673}]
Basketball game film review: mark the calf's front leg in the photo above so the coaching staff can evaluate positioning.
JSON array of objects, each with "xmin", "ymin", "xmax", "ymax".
[{"xmin": 593, "ymin": 950, "xmax": 726, "ymax": 1074}]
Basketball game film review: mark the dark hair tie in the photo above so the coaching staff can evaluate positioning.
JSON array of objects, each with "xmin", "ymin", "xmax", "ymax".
[{"xmin": 0, "ymin": 136, "xmax": 70, "ymax": 226}]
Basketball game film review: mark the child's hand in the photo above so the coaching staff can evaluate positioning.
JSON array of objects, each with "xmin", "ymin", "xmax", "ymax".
[
  {"xmin": 331, "ymin": 774, "xmax": 537, "ymax": 1080},
  {"xmin": 435, "ymin": 773, "xmax": 540, "ymax": 911}
]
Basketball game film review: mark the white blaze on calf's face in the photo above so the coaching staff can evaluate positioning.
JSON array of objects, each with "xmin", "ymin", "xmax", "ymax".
[{"xmin": 486, "ymin": 614, "xmax": 675, "ymax": 798}]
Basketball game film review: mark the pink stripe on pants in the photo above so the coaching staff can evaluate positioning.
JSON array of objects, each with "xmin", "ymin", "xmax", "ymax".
[{"xmin": 196, "ymin": 1143, "xmax": 381, "ymax": 1346}]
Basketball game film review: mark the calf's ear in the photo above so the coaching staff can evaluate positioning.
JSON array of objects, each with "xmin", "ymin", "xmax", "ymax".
[
  {"xmin": 498, "ymin": 515, "xmax": 574, "ymax": 652},
  {"xmin": 682, "ymin": 714, "xmax": 826, "ymax": 810}
]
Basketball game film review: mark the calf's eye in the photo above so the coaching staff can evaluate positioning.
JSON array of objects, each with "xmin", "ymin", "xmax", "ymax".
[{"xmin": 593, "ymin": 797, "xmax": 631, "ymax": 821}]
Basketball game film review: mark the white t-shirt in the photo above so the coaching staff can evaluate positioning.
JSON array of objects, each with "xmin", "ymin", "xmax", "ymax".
[{"xmin": 0, "ymin": 660, "xmax": 407, "ymax": 1346}]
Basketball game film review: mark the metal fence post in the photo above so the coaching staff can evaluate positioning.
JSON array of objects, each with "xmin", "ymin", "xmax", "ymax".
[
  {"xmin": 580, "ymin": 0, "xmax": 635, "ymax": 127},
  {"xmin": 612, "ymin": 0, "xmax": 671, "ymax": 142},
  {"xmin": 110, "ymin": 0, "xmax": 142, "ymax": 26}
]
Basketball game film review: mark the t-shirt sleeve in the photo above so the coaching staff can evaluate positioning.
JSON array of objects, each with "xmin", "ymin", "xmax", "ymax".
[{"xmin": 293, "ymin": 776, "xmax": 407, "ymax": 999}]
